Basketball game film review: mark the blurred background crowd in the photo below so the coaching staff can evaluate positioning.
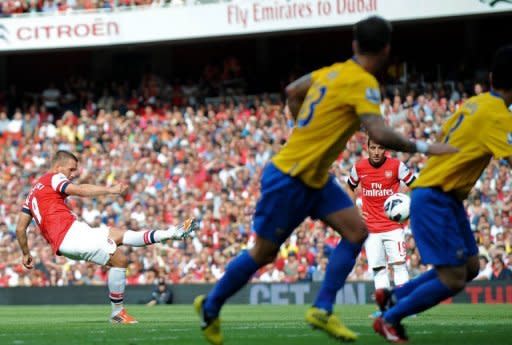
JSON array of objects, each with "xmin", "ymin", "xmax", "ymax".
[
  {"xmin": 0, "ymin": 71, "xmax": 511, "ymax": 288},
  {"xmin": 0, "ymin": 0, "xmax": 195, "ymax": 16}
]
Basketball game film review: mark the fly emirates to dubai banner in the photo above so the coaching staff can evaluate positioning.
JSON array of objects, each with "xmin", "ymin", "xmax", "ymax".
[{"xmin": 0, "ymin": 0, "xmax": 510, "ymax": 51}]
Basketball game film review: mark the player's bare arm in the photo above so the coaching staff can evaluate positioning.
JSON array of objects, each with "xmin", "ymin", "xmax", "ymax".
[
  {"xmin": 360, "ymin": 114, "xmax": 459, "ymax": 155},
  {"xmin": 285, "ymin": 73, "xmax": 312, "ymax": 119},
  {"xmin": 65, "ymin": 183, "xmax": 128, "ymax": 198},
  {"xmin": 16, "ymin": 212, "xmax": 34, "ymax": 269}
]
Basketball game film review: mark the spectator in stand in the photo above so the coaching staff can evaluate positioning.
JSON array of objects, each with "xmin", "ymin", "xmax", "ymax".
[
  {"xmin": 7, "ymin": 112, "xmax": 23, "ymax": 140},
  {"xmin": 312, "ymin": 258, "xmax": 327, "ymax": 282},
  {"xmin": 27, "ymin": 0, "xmax": 42, "ymax": 14},
  {"xmin": 475, "ymin": 255, "xmax": 492, "ymax": 280},
  {"xmin": 41, "ymin": 83, "xmax": 61, "ymax": 118},
  {"xmin": 474, "ymin": 82, "xmax": 484, "ymax": 95},
  {"xmin": 407, "ymin": 253, "xmax": 423, "ymax": 279},
  {"xmin": 41, "ymin": 0, "xmax": 58, "ymax": 13},
  {"xmin": 0, "ymin": 0, "xmax": 190, "ymax": 15},
  {"xmin": 490, "ymin": 255, "xmax": 512, "ymax": 280},
  {"xmin": 0, "ymin": 112, "xmax": 9, "ymax": 136},
  {"xmin": 283, "ymin": 252, "xmax": 299, "ymax": 283}
]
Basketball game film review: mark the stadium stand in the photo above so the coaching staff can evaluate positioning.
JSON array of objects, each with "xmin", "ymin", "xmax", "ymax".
[
  {"xmin": 0, "ymin": 0, "xmax": 197, "ymax": 16},
  {"xmin": 0, "ymin": 71, "xmax": 511, "ymax": 287}
]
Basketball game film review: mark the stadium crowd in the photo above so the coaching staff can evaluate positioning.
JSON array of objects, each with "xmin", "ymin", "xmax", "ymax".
[
  {"xmin": 0, "ymin": 0, "xmax": 191, "ymax": 16},
  {"xmin": 0, "ymin": 74, "xmax": 511, "ymax": 288}
]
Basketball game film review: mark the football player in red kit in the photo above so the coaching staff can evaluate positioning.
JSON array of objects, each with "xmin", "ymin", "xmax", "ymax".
[
  {"xmin": 347, "ymin": 139, "xmax": 415, "ymax": 291},
  {"xmin": 16, "ymin": 150, "xmax": 197, "ymax": 323}
]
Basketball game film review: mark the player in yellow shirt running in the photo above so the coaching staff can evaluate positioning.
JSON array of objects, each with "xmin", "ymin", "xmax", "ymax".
[
  {"xmin": 373, "ymin": 45, "xmax": 512, "ymax": 343},
  {"xmin": 194, "ymin": 16, "xmax": 456, "ymax": 345}
]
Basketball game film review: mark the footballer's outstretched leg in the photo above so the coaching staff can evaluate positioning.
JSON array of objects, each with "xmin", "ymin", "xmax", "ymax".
[
  {"xmin": 104, "ymin": 219, "xmax": 197, "ymax": 323},
  {"xmin": 120, "ymin": 217, "xmax": 198, "ymax": 247}
]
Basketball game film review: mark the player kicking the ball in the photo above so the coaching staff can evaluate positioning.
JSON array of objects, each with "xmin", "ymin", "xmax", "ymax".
[
  {"xmin": 16, "ymin": 150, "xmax": 198, "ymax": 324},
  {"xmin": 373, "ymin": 46, "xmax": 512, "ymax": 343},
  {"xmin": 347, "ymin": 138, "xmax": 415, "ymax": 292},
  {"xmin": 194, "ymin": 16, "xmax": 456, "ymax": 345}
]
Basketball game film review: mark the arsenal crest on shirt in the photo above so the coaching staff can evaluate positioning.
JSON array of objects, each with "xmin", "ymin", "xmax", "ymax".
[{"xmin": 385, "ymin": 170, "xmax": 393, "ymax": 179}]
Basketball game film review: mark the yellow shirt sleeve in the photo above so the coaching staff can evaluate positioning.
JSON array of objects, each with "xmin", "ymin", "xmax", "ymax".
[
  {"xmin": 483, "ymin": 114, "xmax": 512, "ymax": 159},
  {"xmin": 349, "ymin": 75, "xmax": 381, "ymax": 116},
  {"xmin": 311, "ymin": 66, "xmax": 330, "ymax": 83}
]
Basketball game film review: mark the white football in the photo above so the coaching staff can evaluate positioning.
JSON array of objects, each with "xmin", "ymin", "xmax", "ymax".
[{"xmin": 384, "ymin": 193, "xmax": 411, "ymax": 223}]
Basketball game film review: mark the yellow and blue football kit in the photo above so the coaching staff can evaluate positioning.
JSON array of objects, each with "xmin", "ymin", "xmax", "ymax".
[
  {"xmin": 198, "ymin": 59, "xmax": 382, "ymax": 345},
  {"xmin": 273, "ymin": 59, "xmax": 382, "ymax": 188},
  {"xmin": 254, "ymin": 58, "xmax": 382, "ymax": 244},
  {"xmin": 411, "ymin": 91, "xmax": 512, "ymax": 265},
  {"xmin": 380, "ymin": 91, "xmax": 512, "ymax": 332}
]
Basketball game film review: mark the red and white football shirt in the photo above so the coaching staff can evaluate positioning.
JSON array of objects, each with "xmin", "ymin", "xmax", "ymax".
[
  {"xmin": 22, "ymin": 172, "xmax": 76, "ymax": 253},
  {"xmin": 348, "ymin": 157, "xmax": 415, "ymax": 233}
]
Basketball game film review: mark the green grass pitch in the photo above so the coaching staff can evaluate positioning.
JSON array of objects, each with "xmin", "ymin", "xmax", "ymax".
[{"xmin": 0, "ymin": 304, "xmax": 510, "ymax": 345}]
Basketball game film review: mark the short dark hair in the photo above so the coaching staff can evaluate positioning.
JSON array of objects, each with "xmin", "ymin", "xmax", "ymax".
[
  {"xmin": 353, "ymin": 16, "xmax": 392, "ymax": 54},
  {"xmin": 367, "ymin": 137, "xmax": 382, "ymax": 147},
  {"xmin": 491, "ymin": 45, "xmax": 512, "ymax": 90},
  {"xmin": 52, "ymin": 150, "xmax": 78, "ymax": 165}
]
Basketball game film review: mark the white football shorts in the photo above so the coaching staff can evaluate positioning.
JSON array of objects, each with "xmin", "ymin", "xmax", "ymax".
[
  {"xmin": 58, "ymin": 221, "xmax": 117, "ymax": 265},
  {"xmin": 364, "ymin": 228, "xmax": 407, "ymax": 269}
]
